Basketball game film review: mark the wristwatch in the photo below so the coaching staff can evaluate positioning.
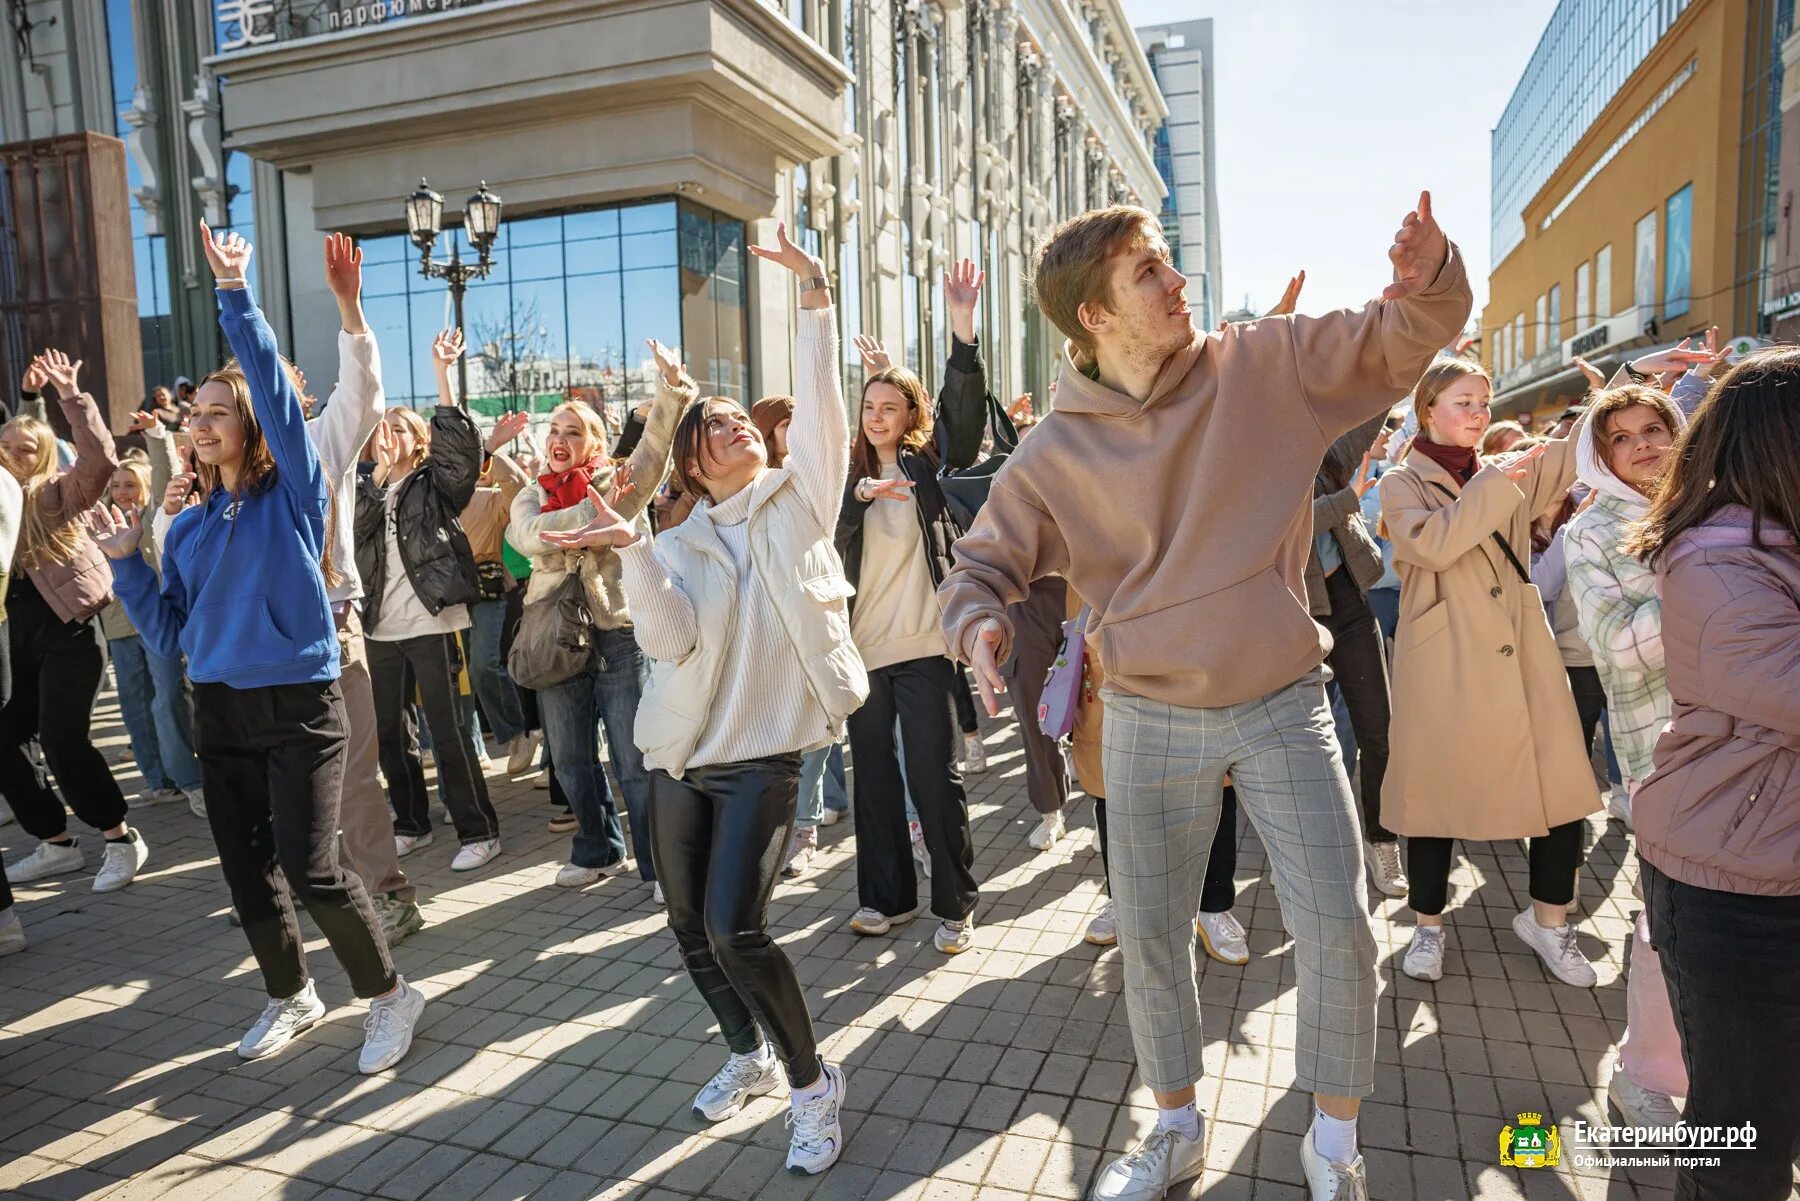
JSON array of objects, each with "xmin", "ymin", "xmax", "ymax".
[
  {"xmin": 1623, "ymin": 362, "xmax": 1649, "ymax": 383},
  {"xmin": 798, "ymin": 275, "xmax": 830, "ymax": 293}
]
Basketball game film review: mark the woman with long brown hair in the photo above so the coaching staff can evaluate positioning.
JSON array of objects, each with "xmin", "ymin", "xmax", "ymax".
[
  {"xmin": 93, "ymin": 223, "xmax": 424, "ymax": 1074},
  {"xmin": 0, "ymin": 350, "xmax": 147, "ymax": 895}
]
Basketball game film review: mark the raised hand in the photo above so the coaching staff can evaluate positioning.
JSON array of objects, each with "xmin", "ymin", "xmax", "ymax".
[
  {"xmin": 967, "ymin": 619, "xmax": 1008, "ymax": 716},
  {"xmin": 372, "ymin": 420, "xmax": 400, "ymax": 480},
  {"xmin": 1008, "ymin": 393, "xmax": 1034, "ymax": 422},
  {"xmin": 484, "ymin": 410, "xmax": 530, "ymax": 454},
  {"xmin": 1503, "ymin": 442, "xmax": 1547, "ymax": 483},
  {"xmin": 538, "ymin": 483, "xmax": 640, "ymax": 550},
  {"xmin": 747, "ymin": 221, "xmax": 825, "ymax": 279},
  {"xmin": 1629, "ymin": 339, "xmax": 1713, "ymax": 381},
  {"xmin": 1264, "ymin": 270, "xmax": 1306, "ymax": 318},
  {"xmin": 128, "ymin": 410, "xmax": 159, "ymax": 433},
  {"xmin": 945, "ymin": 257, "xmax": 984, "ymax": 344},
  {"xmin": 89, "ymin": 503, "xmax": 144, "ymax": 560},
  {"xmin": 1699, "ymin": 325, "xmax": 1731, "ymax": 378},
  {"xmin": 1351, "ymin": 450, "xmax": 1377, "ymax": 498},
  {"xmin": 605, "ymin": 462, "xmax": 636, "ymax": 510},
  {"xmin": 1382, "ymin": 191, "xmax": 1448, "ymax": 302},
  {"xmin": 35, "ymin": 350, "xmax": 82, "ymax": 398},
  {"xmin": 646, "ymin": 339, "xmax": 685, "ymax": 388},
  {"xmin": 852, "ymin": 334, "xmax": 891, "ymax": 374},
  {"xmin": 198, "ymin": 220, "xmax": 253, "ymax": 283},
  {"xmin": 431, "ymin": 329, "xmax": 465, "ymax": 368},
  {"xmin": 162, "ymin": 467, "xmax": 198, "ymax": 515},
  {"xmin": 20, "ymin": 358, "xmax": 48, "ymax": 395},
  {"xmin": 324, "ymin": 232, "xmax": 368, "ymax": 335},
  {"xmin": 1571, "ymin": 355, "xmax": 1605, "ymax": 391}
]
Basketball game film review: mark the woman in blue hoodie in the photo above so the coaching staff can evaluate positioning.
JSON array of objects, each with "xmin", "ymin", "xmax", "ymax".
[{"xmin": 92, "ymin": 223, "xmax": 426, "ymax": 1076}]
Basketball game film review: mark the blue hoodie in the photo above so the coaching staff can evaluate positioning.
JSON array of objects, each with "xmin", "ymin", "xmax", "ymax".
[{"xmin": 111, "ymin": 285, "xmax": 340, "ymax": 688}]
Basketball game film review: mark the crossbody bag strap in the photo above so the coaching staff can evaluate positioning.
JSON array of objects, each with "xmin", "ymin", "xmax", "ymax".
[{"xmin": 1425, "ymin": 480, "xmax": 1531, "ymax": 585}]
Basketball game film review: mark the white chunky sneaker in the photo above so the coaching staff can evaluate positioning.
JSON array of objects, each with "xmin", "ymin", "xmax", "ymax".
[
  {"xmin": 1197, "ymin": 909, "xmax": 1250, "ymax": 965},
  {"xmin": 849, "ymin": 906, "xmax": 919, "ymax": 936},
  {"xmin": 93, "ymin": 832, "xmax": 149, "ymax": 893},
  {"xmin": 506, "ymin": 731, "xmax": 543, "ymax": 777},
  {"xmin": 0, "ymin": 909, "xmax": 26, "ymax": 957},
  {"xmin": 7, "ymin": 839, "xmax": 84, "ymax": 884},
  {"xmin": 450, "ymin": 839, "xmax": 501, "ymax": 872},
  {"xmin": 818, "ymin": 805, "xmax": 843, "ymax": 827},
  {"xmin": 909, "ymin": 822, "xmax": 931, "ymax": 881},
  {"xmin": 782, "ymin": 825, "xmax": 819, "ymax": 880},
  {"xmin": 186, "ymin": 788, "xmax": 207, "ymax": 819},
  {"xmin": 359, "ymin": 979, "xmax": 426, "ymax": 1073},
  {"xmin": 1402, "ymin": 925, "xmax": 1445, "ymax": 981},
  {"xmin": 1091, "ymin": 1121, "xmax": 1207, "ymax": 1201},
  {"xmin": 1299, "ymin": 1127, "xmax": 1369, "ymax": 1200},
  {"xmin": 1028, "ymin": 810, "xmax": 1066, "ymax": 851},
  {"xmin": 556, "ymin": 863, "xmax": 602, "ymax": 888},
  {"xmin": 692, "ymin": 1049, "xmax": 782, "ymax": 1121},
  {"xmin": 393, "ymin": 832, "xmax": 434, "ymax": 858},
  {"xmin": 1606, "ymin": 784, "xmax": 1634, "ymax": 830},
  {"xmin": 652, "ymin": 881, "xmax": 664, "ymax": 906},
  {"xmin": 1085, "ymin": 898, "xmax": 1118, "ymax": 947},
  {"xmin": 961, "ymin": 733, "xmax": 988, "ymax": 773},
  {"xmin": 1607, "ymin": 1070, "xmax": 1682, "ymax": 1128},
  {"xmin": 934, "ymin": 918, "xmax": 975, "ymax": 955},
  {"xmin": 785, "ymin": 1061, "xmax": 847, "ymax": 1175},
  {"xmin": 1512, "ymin": 910, "xmax": 1598, "ymax": 987},
  {"xmin": 1367, "ymin": 841, "xmax": 1408, "ymax": 897},
  {"xmin": 238, "ymin": 980, "xmax": 327, "ymax": 1060}
]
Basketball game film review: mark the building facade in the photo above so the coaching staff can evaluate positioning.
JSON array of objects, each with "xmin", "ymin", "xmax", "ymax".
[
  {"xmin": 1135, "ymin": 19, "xmax": 1222, "ymax": 331},
  {"xmin": 4, "ymin": 0, "xmax": 1166, "ymax": 417},
  {"xmin": 1766, "ymin": 18, "xmax": 1800, "ymax": 336},
  {"xmin": 1483, "ymin": 0, "xmax": 1791, "ymax": 424}
]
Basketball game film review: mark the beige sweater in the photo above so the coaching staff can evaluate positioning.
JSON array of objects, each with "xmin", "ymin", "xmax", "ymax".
[
  {"xmin": 939, "ymin": 243, "xmax": 1472, "ymax": 710},
  {"xmin": 850, "ymin": 463, "xmax": 949, "ymax": 670}
]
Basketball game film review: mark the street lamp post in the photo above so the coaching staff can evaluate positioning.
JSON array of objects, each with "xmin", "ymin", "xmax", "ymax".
[{"xmin": 405, "ymin": 178, "xmax": 504, "ymax": 405}]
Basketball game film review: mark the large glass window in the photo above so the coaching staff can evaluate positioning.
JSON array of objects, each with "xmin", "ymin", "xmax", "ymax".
[
  {"xmin": 1547, "ymin": 282, "xmax": 1562, "ymax": 346},
  {"xmin": 1634, "ymin": 210, "xmax": 1658, "ymax": 310},
  {"xmin": 105, "ymin": 0, "xmax": 173, "ymax": 393},
  {"xmin": 358, "ymin": 199, "xmax": 743, "ymax": 423},
  {"xmin": 1664, "ymin": 183, "xmax": 1693, "ymax": 319},
  {"xmin": 1575, "ymin": 260, "xmax": 1591, "ymax": 327},
  {"xmin": 1596, "ymin": 243, "xmax": 1613, "ymax": 315}
]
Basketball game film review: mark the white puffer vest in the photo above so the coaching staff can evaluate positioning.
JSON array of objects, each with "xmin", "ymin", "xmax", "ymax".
[{"xmin": 633, "ymin": 465, "xmax": 869, "ymax": 777}]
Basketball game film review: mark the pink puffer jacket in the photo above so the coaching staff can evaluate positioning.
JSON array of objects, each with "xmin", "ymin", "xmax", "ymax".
[{"xmin": 1634, "ymin": 506, "xmax": 1800, "ymax": 896}]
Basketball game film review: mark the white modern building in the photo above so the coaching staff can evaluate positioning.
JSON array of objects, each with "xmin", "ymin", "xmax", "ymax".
[{"xmin": 1135, "ymin": 18, "xmax": 1222, "ymax": 331}]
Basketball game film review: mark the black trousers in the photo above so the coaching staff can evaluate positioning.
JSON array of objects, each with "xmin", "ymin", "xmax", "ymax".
[
  {"xmin": 1645, "ymin": 862, "xmax": 1800, "ymax": 1201},
  {"xmin": 1096, "ymin": 786, "xmax": 1238, "ymax": 914},
  {"xmin": 194, "ymin": 679, "xmax": 395, "ymax": 999},
  {"xmin": 1003, "ymin": 579, "xmax": 1071, "ymax": 816},
  {"xmin": 0, "ymin": 618, "xmax": 10, "ymax": 913},
  {"xmin": 1406, "ymin": 818, "xmax": 1584, "ymax": 916},
  {"xmin": 650, "ymin": 757, "xmax": 820, "ymax": 1087},
  {"xmin": 0, "ymin": 580, "xmax": 128, "ymax": 840},
  {"xmin": 1322, "ymin": 571, "xmax": 1394, "ymax": 843},
  {"xmin": 847, "ymin": 655, "xmax": 979, "ymax": 921},
  {"xmin": 368, "ymin": 632, "xmax": 499, "ymax": 845},
  {"xmin": 952, "ymin": 667, "xmax": 980, "ymax": 736},
  {"xmin": 1567, "ymin": 663, "xmax": 1606, "ymax": 760}
]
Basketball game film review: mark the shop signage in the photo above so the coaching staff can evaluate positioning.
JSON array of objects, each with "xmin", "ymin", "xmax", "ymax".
[
  {"xmin": 217, "ymin": 0, "xmax": 496, "ymax": 51},
  {"xmin": 1561, "ymin": 305, "xmax": 1647, "ymax": 363},
  {"xmin": 1760, "ymin": 290, "xmax": 1800, "ymax": 319}
]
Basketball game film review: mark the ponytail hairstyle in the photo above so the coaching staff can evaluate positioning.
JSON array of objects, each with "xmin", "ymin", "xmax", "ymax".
[
  {"xmin": 850, "ymin": 367, "xmax": 935, "ymax": 481},
  {"xmin": 1625, "ymin": 347, "xmax": 1800, "ymax": 568},
  {"xmin": 201, "ymin": 361, "xmax": 341, "ymax": 588},
  {"xmin": 1, "ymin": 415, "xmax": 87, "ymax": 569}
]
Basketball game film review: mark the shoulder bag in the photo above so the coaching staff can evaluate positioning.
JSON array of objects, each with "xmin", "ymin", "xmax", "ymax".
[
  {"xmin": 507, "ymin": 569, "xmax": 598, "ymax": 690},
  {"xmin": 1037, "ymin": 603, "xmax": 1092, "ymax": 739},
  {"xmin": 936, "ymin": 394, "xmax": 1020, "ymax": 532}
]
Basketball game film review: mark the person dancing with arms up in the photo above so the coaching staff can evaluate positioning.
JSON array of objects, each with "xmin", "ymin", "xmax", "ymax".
[
  {"xmin": 939, "ymin": 194, "xmax": 1471, "ymax": 1201},
  {"xmin": 541, "ymin": 224, "xmax": 864, "ymax": 1177},
  {"xmin": 92, "ymin": 223, "xmax": 425, "ymax": 1074}
]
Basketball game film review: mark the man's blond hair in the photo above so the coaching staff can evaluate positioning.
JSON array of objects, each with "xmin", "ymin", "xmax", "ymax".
[{"xmin": 1031, "ymin": 205, "xmax": 1160, "ymax": 361}]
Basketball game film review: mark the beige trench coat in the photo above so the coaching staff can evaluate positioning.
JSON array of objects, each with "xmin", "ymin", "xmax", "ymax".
[{"xmin": 1380, "ymin": 437, "xmax": 1598, "ymax": 840}]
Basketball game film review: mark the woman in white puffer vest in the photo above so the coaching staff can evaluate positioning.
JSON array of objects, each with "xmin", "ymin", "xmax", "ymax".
[{"xmin": 540, "ymin": 224, "xmax": 864, "ymax": 1179}]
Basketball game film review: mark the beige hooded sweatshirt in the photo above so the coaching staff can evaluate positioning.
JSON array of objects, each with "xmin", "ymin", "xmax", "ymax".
[{"xmin": 938, "ymin": 243, "xmax": 1472, "ymax": 710}]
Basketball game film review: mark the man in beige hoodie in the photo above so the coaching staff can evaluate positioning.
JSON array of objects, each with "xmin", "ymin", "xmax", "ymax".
[{"xmin": 940, "ymin": 194, "xmax": 1470, "ymax": 1201}]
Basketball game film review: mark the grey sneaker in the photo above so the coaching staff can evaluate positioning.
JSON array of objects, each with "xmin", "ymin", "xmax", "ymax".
[
  {"xmin": 1091, "ymin": 1122, "xmax": 1207, "ymax": 1200},
  {"xmin": 376, "ymin": 896, "xmax": 424, "ymax": 945},
  {"xmin": 693, "ymin": 1049, "xmax": 782, "ymax": 1121}
]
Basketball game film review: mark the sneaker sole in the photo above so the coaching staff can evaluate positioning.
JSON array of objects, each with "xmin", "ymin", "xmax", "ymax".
[
  {"xmin": 238, "ymin": 1008, "xmax": 325, "ymax": 1060},
  {"xmin": 451, "ymin": 852, "xmax": 501, "ymax": 873},
  {"xmin": 1402, "ymin": 960, "xmax": 1444, "ymax": 982},
  {"xmin": 10, "ymin": 859, "xmax": 85, "ymax": 884},
  {"xmin": 692, "ymin": 1072, "xmax": 782, "ymax": 1122},
  {"xmin": 1197, "ymin": 925, "xmax": 1250, "ymax": 966},
  {"xmin": 1083, "ymin": 930, "xmax": 1117, "ymax": 947}
]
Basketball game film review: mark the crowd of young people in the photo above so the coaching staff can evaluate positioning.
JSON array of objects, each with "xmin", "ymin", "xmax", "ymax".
[{"xmin": 0, "ymin": 191, "xmax": 1793, "ymax": 1201}]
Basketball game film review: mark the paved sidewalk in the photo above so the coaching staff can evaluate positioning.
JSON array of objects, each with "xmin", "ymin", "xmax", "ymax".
[{"xmin": 0, "ymin": 692, "xmax": 1671, "ymax": 1201}]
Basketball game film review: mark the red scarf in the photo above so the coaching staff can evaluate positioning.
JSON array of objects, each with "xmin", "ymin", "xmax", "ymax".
[
  {"xmin": 537, "ymin": 464, "xmax": 597, "ymax": 513},
  {"xmin": 1409, "ymin": 436, "xmax": 1478, "ymax": 485}
]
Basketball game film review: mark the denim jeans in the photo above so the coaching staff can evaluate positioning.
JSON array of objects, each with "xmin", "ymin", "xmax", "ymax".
[
  {"xmin": 109, "ymin": 634, "xmax": 201, "ymax": 794},
  {"xmin": 539, "ymin": 627, "xmax": 654, "ymax": 879},
  {"xmin": 465, "ymin": 597, "xmax": 525, "ymax": 745}
]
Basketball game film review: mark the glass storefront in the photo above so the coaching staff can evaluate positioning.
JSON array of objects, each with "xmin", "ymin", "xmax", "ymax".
[
  {"xmin": 105, "ymin": 0, "xmax": 174, "ymax": 393},
  {"xmin": 358, "ymin": 198, "xmax": 747, "ymax": 422}
]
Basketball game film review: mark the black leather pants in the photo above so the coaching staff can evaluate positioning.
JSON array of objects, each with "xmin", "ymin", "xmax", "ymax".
[{"xmin": 649, "ymin": 755, "xmax": 821, "ymax": 1088}]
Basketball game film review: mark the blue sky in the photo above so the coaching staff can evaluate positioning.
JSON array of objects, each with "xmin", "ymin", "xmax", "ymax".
[{"xmin": 1122, "ymin": 0, "xmax": 1561, "ymax": 320}]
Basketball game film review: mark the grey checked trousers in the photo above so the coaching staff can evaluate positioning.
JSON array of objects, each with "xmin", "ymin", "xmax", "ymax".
[{"xmin": 1101, "ymin": 670, "xmax": 1378, "ymax": 1096}]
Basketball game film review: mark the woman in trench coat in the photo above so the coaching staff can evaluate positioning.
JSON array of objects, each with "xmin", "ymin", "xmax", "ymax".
[{"xmin": 1381, "ymin": 358, "xmax": 1600, "ymax": 989}]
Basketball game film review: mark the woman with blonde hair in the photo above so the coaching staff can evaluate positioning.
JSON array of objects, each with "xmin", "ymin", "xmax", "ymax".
[
  {"xmin": 0, "ymin": 351, "xmax": 148, "ymax": 894},
  {"xmin": 1381, "ymin": 356, "xmax": 1600, "ymax": 987}
]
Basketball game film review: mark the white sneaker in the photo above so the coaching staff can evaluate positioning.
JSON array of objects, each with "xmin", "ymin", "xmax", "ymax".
[
  {"xmin": 1607, "ymin": 1070, "xmax": 1682, "ymax": 1127},
  {"xmin": 785, "ymin": 1061, "xmax": 847, "ymax": 1175},
  {"xmin": 1197, "ymin": 909, "xmax": 1250, "ymax": 965},
  {"xmin": 7, "ymin": 839, "xmax": 84, "ymax": 883},
  {"xmin": 139, "ymin": 787, "xmax": 184, "ymax": 805},
  {"xmin": 1085, "ymin": 898, "xmax": 1118, "ymax": 946},
  {"xmin": 556, "ymin": 862, "xmax": 601, "ymax": 888},
  {"xmin": 1402, "ymin": 925, "xmax": 1445, "ymax": 981},
  {"xmin": 1091, "ymin": 1122, "xmax": 1207, "ymax": 1201},
  {"xmin": 818, "ymin": 806, "xmax": 843, "ymax": 827},
  {"xmin": 782, "ymin": 825, "xmax": 819, "ymax": 879},
  {"xmin": 1299, "ymin": 1127, "xmax": 1369, "ymax": 1200},
  {"xmin": 962, "ymin": 733, "xmax": 988, "ymax": 773},
  {"xmin": 237, "ymin": 980, "xmax": 326, "ymax": 1060},
  {"xmin": 393, "ymin": 832, "xmax": 434, "ymax": 858},
  {"xmin": 692, "ymin": 1048, "xmax": 782, "ymax": 1121},
  {"xmin": 359, "ymin": 979, "xmax": 426, "ymax": 1073},
  {"xmin": 1028, "ymin": 810, "xmax": 1066, "ymax": 851},
  {"xmin": 93, "ymin": 831, "xmax": 149, "ymax": 893},
  {"xmin": 450, "ymin": 839, "xmax": 502, "ymax": 872},
  {"xmin": 1607, "ymin": 785, "xmax": 1634, "ymax": 830},
  {"xmin": 934, "ymin": 918, "xmax": 975, "ymax": 954},
  {"xmin": 0, "ymin": 909, "xmax": 25, "ymax": 957},
  {"xmin": 1512, "ymin": 910, "xmax": 1598, "ymax": 987},
  {"xmin": 186, "ymin": 788, "xmax": 207, "ymax": 819},
  {"xmin": 652, "ymin": 881, "xmax": 664, "ymax": 905},
  {"xmin": 1367, "ymin": 841, "xmax": 1408, "ymax": 897},
  {"xmin": 506, "ymin": 731, "xmax": 543, "ymax": 777},
  {"xmin": 909, "ymin": 822, "xmax": 931, "ymax": 881},
  {"xmin": 849, "ymin": 905, "xmax": 919, "ymax": 936}
]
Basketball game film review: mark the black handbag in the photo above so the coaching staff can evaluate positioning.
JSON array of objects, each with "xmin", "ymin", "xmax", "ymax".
[
  {"xmin": 935, "ymin": 393, "xmax": 1020, "ymax": 532},
  {"xmin": 506, "ymin": 571, "xmax": 597, "ymax": 690}
]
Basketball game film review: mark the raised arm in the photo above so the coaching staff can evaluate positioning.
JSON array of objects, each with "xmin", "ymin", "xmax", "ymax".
[
  {"xmin": 936, "ymin": 258, "xmax": 988, "ymax": 470},
  {"xmin": 309, "ymin": 232, "xmax": 386, "ymax": 480},
  {"xmin": 621, "ymin": 341, "xmax": 697, "ymax": 521},
  {"xmin": 32, "ymin": 352, "xmax": 118, "ymax": 522}
]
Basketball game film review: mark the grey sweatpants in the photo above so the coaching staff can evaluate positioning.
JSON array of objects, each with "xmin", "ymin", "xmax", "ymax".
[{"xmin": 1102, "ymin": 671, "xmax": 1377, "ymax": 1096}]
